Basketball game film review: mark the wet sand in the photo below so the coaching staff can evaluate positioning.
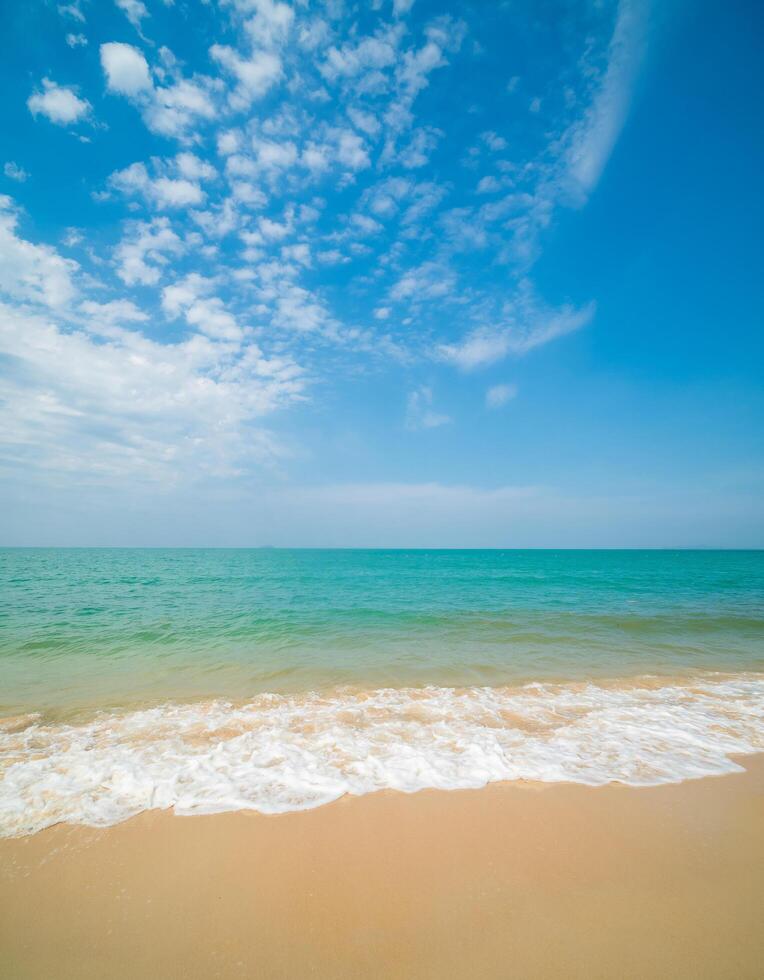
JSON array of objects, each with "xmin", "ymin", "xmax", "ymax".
[{"xmin": 1, "ymin": 756, "xmax": 763, "ymax": 979}]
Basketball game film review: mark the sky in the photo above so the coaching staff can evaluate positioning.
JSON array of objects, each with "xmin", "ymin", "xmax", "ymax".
[{"xmin": 0, "ymin": 0, "xmax": 762, "ymax": 547}]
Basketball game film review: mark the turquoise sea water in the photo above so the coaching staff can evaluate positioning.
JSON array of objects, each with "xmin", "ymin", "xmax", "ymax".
[
  {"xmin": 1, "ymin": 549, "xmax": 763, "ymax": 835},
  {"xmin": 2, "ymin": 549, "xmax": 763, "ymax": 716}
]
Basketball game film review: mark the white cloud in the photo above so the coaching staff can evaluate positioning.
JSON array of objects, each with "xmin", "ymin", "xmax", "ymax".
[
  {"xmin": 109, "ymin": 157, "xmax": 216, "ymax": 210},
  {"xmin": 361, "ymin": 177, "xmax": 447, "ymax": 228},
  {"xmin": 210, "ymin": 45, "xmax": 283, "ymax": 109},
  {"xmin": 4, "ymin": 162, "xmax": 29, "ymax": 182},
  {"xmin": 0, "ymin": 301, "xmax": 304, "ymax": 482},
  {"xmin": 481, "ymin": 131, "xmax": 507, "ymax": 151},
  {"xmin": 161, "ymin": 272, "xmax": 243, "ymax": 342},
  {"xmin": 444, "ymin": 4, "xmax": 648, "ymax": 285},
  {"xmin": 402, "ymin": 182, "xmax": 447, "ymax": 225},
  {"xmin": 58, "ymin": 2, "xmax": 85, "ymax": 22},
  {"xmin": 252, "ymin": 137, "xmax": 298, "ymax": 172},
  {"xmin": 438, "ymin": 297, "xmax": 595, "ymax": 370},
  {"xmin": 175, "ymin": 152, "xmax": 217, "ymax": 181},
  {"xmin": 230, "ymin": 181, "xmax": 267, "ymax": 208},
  {"xmin": 66, "ymin": 32, "xmax": 88, "ymax": 47},
  {"xmin": 336, "ymin": 130, "xmax": 371, "ymax": 171},
  {"xmin": 485, "ymin": 383, "xmax": 517, "ymax": 409},
  {"xmin": 99, "ymin": 43, "xmax": 219, "ymax": 139},
  {"xmin": 105, "ymin": 41, "xmax": 224, "ymax": 142},
  {"xmin": 397, "ymin": 127, "xmax": 441, "ymax": 168},
  {"xmin": 240, "ymin": 0, "xmax": 294, "ymax": 49},
  {"xmin": 316, "ymin": 249, "xmax": 348, "ymax": 265},
  {"xmin": 297, "ymin": 18, "xmax": 330, "ymax": 52},
  {"xmin": 321, "ymin": 32, "xmax": 398, "ymax": 82},
  {"xmin": 27, "ymin": 79, "xmax": 90, "ymax": 126},
  {"xmin": 281, "ymin": 243, "xmax": 311, "ymax": 267},
  {"xmin": 564, "ymin": 0, "xmax": 648, "ymax": 200},
  {"xmin": 191, "ymin": 199, "xmax": 242, "ymax": 238},
  {"xmin": 272, "ymin": 284, "xmax": 336, "ymax": 335},
  {"xmin": 397, "ymin": 41, "xmax": 444, "ymax": 98},
  {"xmin": 476, "ymin": 175, "xmax": 502, "ymax": 194},
  {"xmin": 439, "ymin": 328, "xmax": 511, "ymax": 371},
  {"xmin": 258, "ymin": 215, "xmax": 291, "ymax": 241},
  {"xmin": 405, "ymin": 385, "xmax": 450, "ymax": 430},
  {"xmin": 184, "ymin": 297, "xmax": 244, "ymax": 342},
  {"xmin": 0, "ymin": 183, "xmax": 303, "ymax": 489},
  {"xmin": 352, "ymin": 213, "xmax": 382, "ymax": 235},
  {"xmin": 114, "ymin": 217, "xmax": 185, "ymax": 286},
  {"xmin": 101, "ymin": 42, "xmax": 153, "ymax": 95},
  {"xmin": 390, "ymin": 261, "xmax": 455, "ymax": 303},
  {"xmin": 217, "ymin": 129, "xmax": 242, "ymax": 156},
  {"xmin": 115, "ymin": 0, "xmax": 148, "ymax": 29},
  {"xmin": 161, "ymin": 272, "xmax": 215, "ymax": 316},
  {"xmin": 79, "ymin": 299, "xmax": 148, "ymax": 326},
  {"xmin": 438, "ymin": 205, "xmax": 489, "ymax": 252},
  {"xmin": 508, "ymin": 300, "xmax": 596, "ymax": 354},
  {"xmin": 150, "ymin": 177, "xmax": 205, "ymax": 207},
  {"xmin": 0, "ymin": 197, "xmax": 77, "ymax": 309},
  {"xmin": 301, "ymin": 143, "xmax": 330, "ymax": 174},
  {"xmin": 225, "ymin": 153, "xmax": 258, "ymax": 178},
  {"xmin": 347, "ymin": 107, "xmax": 381, "ymax": 137},
  {"xmin": 365, "ymin": 177, "xmax": 411, "ymax": 217},
  {"xmin": 143, "ymin": 78, "xmax": 218, "ymax": 139},
  {"xmin": 393, "ymin": 17, "xmax": 466, "ymax": 108}
]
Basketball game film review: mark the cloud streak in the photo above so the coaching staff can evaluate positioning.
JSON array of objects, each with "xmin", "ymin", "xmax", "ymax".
[
  {"xmin": 565, "ymin": 0, "xmax": 650, "ymax": 201},
  {"xmin": 437, "ymin": 292, "xmax": 596, "ymax": 370}
]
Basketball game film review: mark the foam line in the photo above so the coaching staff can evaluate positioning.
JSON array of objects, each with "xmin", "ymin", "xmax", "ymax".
[{"xmin": 1, "ymin": 673, "xmax": 763, "ymax": 837}]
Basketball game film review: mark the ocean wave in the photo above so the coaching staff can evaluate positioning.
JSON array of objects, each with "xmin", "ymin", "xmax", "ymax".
[{"xmin": 1, "ymin": 673, "xmax": 763, "ymax": 837}]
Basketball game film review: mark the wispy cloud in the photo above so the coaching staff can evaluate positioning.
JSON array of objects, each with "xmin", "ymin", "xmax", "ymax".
[
  {"xmin": 3, "ymin": 162, "xmax": 29, "ymax": 182},
  {"xmin": 485, "ymin": 383, "xmax": 517, "ymax": 409},
  {"xmin": 564, "ymin": 0, "xmax": 650, "ymax": 201},
  {"xmin": 405, "ymin": 385, "xmax": 450, "ymax": 430},
  {"xmin": 115, "ymin": 0, "xmax": 148, "ymax": 31},
  {"xmin": 437, "ymin": 289, "xmax": 595, "ymax": 370}
]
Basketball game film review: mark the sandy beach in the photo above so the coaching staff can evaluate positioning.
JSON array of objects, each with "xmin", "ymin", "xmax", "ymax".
[{"xmin": 2, "ymin": 756, "xmax": 763, "ymax": 979}]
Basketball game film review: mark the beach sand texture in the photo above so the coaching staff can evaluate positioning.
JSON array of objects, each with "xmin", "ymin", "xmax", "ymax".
[{"xmin": 2, "ymin": 755, "xmax": 763, "ymax": 980}]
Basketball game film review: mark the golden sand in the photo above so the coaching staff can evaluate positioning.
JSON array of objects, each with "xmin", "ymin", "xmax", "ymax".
[{"xmin": 2, "ymin": 756, "xmax": 763, "ymax": 979}]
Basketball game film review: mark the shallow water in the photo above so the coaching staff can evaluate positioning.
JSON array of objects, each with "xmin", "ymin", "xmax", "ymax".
[
  {"xmin": 2, "ymin": 548, "xmax": 763, "ymax": 716},
  {"xmin": 1, "ymin": 549, "xmax": 763, "ymax": 834}
]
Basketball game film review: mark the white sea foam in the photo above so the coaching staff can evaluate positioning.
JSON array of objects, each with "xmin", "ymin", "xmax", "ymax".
[{"xmin": 1, "ymin": 673, "xmax": 763, "ymax": 837}]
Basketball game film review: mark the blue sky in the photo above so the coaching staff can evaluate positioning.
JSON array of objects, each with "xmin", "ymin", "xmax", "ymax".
[{"xmin": 0, "ymin": 0, "xmax": 762, "ymax": 547}]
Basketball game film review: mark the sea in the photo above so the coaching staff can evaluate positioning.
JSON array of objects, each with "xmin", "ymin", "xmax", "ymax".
[{"xmin": 1, "ymin": 548, "xmax": 763, "ymax": 837}]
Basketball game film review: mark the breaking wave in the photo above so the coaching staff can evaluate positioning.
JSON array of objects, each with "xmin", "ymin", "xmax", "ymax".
[{"xmin": 1, "ymin": 672, "xmax": 763, "ymax": 837}]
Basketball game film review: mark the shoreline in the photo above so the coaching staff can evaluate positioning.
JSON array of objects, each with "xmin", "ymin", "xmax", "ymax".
[
  {"xmin": 2, "ymin": 755, "xmax": 763, "ymax": 978},
  {"xmin": 3, "ymin": 670, "xmax": 762, "ymax": 837}
]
